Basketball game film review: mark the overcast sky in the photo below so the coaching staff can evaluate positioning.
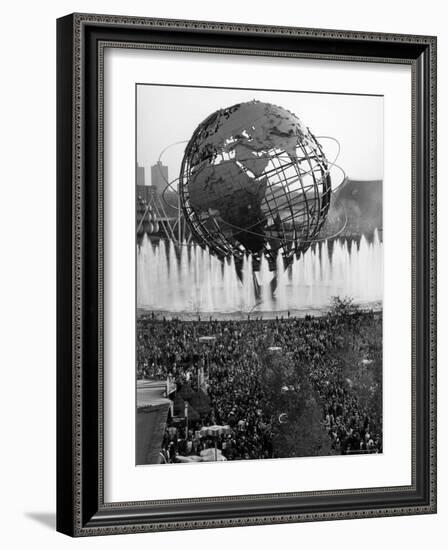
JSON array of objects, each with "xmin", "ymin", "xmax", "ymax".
[{"xmin": 137, "ymin": 84, "xmax": 383, "ymax": 188}]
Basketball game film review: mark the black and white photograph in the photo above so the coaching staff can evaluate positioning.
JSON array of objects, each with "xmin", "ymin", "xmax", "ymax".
[
  {"xmin": 0, "ymin": 0, "xmax": 441, "ymax": 545},
  {"xmin": 135, "ymin": 84, "xmax": 384, "ymax": 465}
]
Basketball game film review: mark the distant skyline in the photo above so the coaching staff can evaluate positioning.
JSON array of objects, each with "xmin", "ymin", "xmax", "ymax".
[{"xmin": 137, "ymin": 84, "xmax": 384, "ymax": 188}]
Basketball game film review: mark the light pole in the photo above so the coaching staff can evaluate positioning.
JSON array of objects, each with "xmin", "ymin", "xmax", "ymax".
[{"xmin": 198, "ymin": 335, "xmax": 216, "ymax": 390}]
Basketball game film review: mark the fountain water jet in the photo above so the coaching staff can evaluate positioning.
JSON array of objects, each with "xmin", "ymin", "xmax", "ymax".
[{"xmin": 137, "ymin": 230, "xmax": 383, "ymax": 317}]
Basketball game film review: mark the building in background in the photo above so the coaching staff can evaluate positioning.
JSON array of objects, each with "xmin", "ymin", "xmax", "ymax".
[
  {"xmin": 136, "ymin": 163, "xmax": 159, "ymax": 240},
  {"xmin": 137, "ymin": 163, "xmax": 145, "ymax": 186},
  {"xmin": 137, "ymin": 163, "xmax": 155, "ymax": 203},
  {"xmin": 137, "ymin": 160, "xmax": 188, "ymax": 243},
  {"xmin": 136, "ymin": 161, "xmax": 170, "ymax": 201},
  {"xmin": 151, "ymin": 160, "xmax": 169, "ymax": 196}
]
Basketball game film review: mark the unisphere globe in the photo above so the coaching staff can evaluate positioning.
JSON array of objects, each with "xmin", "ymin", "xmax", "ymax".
[{"xmin": 179, "ymin": 100, "xmax": 332, "ymax": 270}]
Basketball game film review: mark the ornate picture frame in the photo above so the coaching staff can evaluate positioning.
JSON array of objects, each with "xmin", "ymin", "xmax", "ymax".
[{"xmin": 56, "ymin": 13, "xmax": 436, "ymax": 536}]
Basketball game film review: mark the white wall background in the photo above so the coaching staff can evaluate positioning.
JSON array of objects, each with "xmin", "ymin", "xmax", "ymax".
[{"xmin": 0, "ymin": 0, "xmax": 445, "ymax": 548}]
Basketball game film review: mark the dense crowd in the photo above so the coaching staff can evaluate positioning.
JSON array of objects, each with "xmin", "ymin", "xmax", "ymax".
[{"xmin": 137, "ymin": 308, "xmax": 382, "ymax": 462}]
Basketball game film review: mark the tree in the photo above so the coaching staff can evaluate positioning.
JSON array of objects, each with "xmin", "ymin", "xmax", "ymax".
[{"xmin": 260, "ymin": 348, "xmax": 331, "ymax": 458}]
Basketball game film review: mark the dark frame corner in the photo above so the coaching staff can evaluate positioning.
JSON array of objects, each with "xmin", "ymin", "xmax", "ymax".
[{"xmin": 57, "ymin": 13, "xmax": 437, "ymax": 537}]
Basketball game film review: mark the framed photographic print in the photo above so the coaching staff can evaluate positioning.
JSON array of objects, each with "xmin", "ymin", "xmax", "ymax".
[{"xmin": 56, "ymin": 13, "xmax": 437, "ymax": 536}]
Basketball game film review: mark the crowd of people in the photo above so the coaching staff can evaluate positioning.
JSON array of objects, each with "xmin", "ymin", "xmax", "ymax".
[{"xmin": 137, "ymin": 306, "xmax": 382, "ymax": 463}]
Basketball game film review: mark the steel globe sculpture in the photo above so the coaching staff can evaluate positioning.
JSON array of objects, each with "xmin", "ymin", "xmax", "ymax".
[{"xmin": 179, "ymin": 100, "xmax": 332, "ymax": 270}]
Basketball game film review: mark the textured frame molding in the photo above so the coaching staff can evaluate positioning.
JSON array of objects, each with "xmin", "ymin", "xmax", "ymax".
[{"xmin": 57, "ymin": 13, "xmax": 437, "ymax": 537}]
